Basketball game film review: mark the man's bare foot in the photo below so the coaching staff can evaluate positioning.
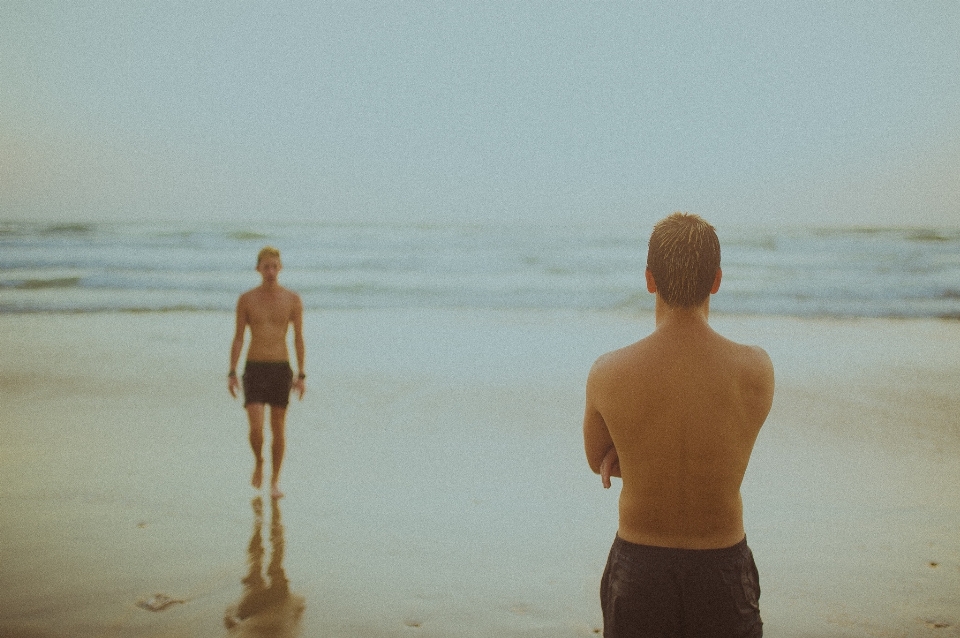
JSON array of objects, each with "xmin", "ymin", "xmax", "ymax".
[
  {"xmin": 270, "ymin": 483, "xmax": 284, "ymax": 499},
  {"xmin": 251, "ymin": 463, "xmax": 263, "ymax": 489}
]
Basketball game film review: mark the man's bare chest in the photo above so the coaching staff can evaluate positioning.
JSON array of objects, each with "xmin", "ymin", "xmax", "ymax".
[
  {"xmin": 246, "ymin": 294, "xmax": 293, "ymax": 327},
  {"xmin": 250, "ymin": 306, "xmax": 292, "ymax": 327}
]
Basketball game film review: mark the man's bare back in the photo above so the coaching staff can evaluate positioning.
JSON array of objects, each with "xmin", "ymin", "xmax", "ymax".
[
  {"xmin": 584, "ymin": 312, "xmax": 774, "ymax": 549},
  {"xmin": 585, "ymin": 214, "xmax": 771, "ymax": 636}
]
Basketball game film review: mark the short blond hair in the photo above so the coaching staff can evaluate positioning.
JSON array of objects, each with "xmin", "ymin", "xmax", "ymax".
[
  {"xmin": 646, "ymin": 212, "xmax": 720, "ymax": 307},
  {"xmin": 257, "ymin": 246, "xmax": 281, "ymax": 266}
]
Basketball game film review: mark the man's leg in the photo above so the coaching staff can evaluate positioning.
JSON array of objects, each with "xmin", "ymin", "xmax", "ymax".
[
  {"xmin": 246, "ymin": 403, "xmax": 266, "ymax": 489},
  {"xmin": 268, "ymin": 406, "xmax": 287, "ymax": 498}
]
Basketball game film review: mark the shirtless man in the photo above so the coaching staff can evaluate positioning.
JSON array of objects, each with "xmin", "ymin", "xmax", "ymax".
[
  {"xmin": 228, "ymin": 246, "xmax": 306, "ymax": 499},
  {"xmin": 583, "ymin": 213, "xmax": 774, "ymax": 637}
]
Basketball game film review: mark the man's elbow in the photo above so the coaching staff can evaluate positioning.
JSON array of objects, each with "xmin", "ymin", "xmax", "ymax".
[
  {"xmin": 585, "ymin": 449, "xmax": 604, "ymax": 475},
  {"xmin": 586, "ymin": 442, "xmax": 617, "ymax": 476}
]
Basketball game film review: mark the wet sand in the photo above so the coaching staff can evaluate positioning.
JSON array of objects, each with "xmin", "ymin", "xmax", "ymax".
[{"xmin": 0, "ymin": 309, "xmax": 958, "ymax": 637}]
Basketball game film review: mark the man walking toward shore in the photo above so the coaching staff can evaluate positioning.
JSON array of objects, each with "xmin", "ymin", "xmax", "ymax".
[
  {"xmin": 583, "ymin": 213, "xmax": 774, "ymax": 637},
  {"xmin": 228, "ymin": 246, "xmax": 306, "ymax": 499}
]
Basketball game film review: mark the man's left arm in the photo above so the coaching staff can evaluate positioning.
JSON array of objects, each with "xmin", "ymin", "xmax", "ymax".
[{"xmin": 291, "ymin": 294, "xmax": 306, "ymax": 400}]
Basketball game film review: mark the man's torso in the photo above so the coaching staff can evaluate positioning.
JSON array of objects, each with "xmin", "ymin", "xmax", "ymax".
[
  {"xmin": 593, "ymin": 323, "xmax": 773, "ymax": 549},
  {"xmin": 241, "ymin": 286, "xmax": 297, "ymax": 362}
]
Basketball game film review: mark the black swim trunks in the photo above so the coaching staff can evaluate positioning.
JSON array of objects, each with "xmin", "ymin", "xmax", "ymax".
[
  {"xmin": 601, "ymin": 535, "xmax": 762, "ymax": 638},
  {"xmin": 242, "ymin": 361, "xmax": 293, "ymax": 408}
]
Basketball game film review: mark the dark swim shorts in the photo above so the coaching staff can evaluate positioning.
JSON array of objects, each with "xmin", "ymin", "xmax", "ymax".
[
  {"xmin": 242, "ymin": 361, "xmax": 293, "ymax": 408},
  {"xmin": 601, "ymin": 535, "xmax": 762, "ymax": 638}
]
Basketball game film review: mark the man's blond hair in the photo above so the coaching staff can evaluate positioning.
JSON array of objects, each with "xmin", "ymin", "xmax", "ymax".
[
  {"xmin": 257, "ymin": 246, "xmax": 281, "ymax": 266},
  {"xmin": 646, "ymin": 212, "xmax": 721, "ymax": 308}
]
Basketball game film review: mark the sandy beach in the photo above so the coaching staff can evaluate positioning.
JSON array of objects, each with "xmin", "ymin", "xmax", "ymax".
[{"xmin": 1, "ymin": 309, "xmax": 958, "ymax": 637}]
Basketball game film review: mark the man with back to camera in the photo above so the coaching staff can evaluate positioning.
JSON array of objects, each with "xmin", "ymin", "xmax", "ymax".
[
  {"xmin": 583, "ymin": 213, "xmax": 774, "ymax": 637},
  {"xmin": 228, "ymin": 246, "xmax": 306, "ymax": 500}
]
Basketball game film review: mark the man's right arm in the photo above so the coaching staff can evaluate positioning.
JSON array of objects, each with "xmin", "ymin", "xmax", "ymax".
[
  {"xmin": 584, "ymin": 361, "xmax": 616, "ymax": 476},
  {"xmin": 228, "ymin": 296, "xmax": 247, "ymax": 397}
]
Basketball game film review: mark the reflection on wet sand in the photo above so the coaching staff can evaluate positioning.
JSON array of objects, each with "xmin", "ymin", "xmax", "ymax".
[{"xmin": 225, "ymin": 497, "xmax": 305, "ymax": 636}]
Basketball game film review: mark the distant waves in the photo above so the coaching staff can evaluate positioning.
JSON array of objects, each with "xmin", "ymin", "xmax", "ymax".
[{"xmin": 1, "ymin": 221, "xmax": 958, "ymax": 319}]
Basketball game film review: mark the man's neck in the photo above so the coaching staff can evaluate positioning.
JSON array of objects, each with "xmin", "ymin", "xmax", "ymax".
[
  {"xmin": 654, "ymin": 296, "xmax": 711, "ymax": 329},
  {"xmin": 259, "ymin": 281, "xmax": 281, "ymax": 292}
]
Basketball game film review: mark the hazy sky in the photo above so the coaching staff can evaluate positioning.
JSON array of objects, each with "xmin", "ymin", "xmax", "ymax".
[{"xmin": 2, "ymin": 2, "xmax": 958, "ymax": 227}]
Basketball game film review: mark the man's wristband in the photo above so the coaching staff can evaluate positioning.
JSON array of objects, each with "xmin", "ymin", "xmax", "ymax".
[
  {"xmin": 228, "ymin": 370, "xmax": 236, "ymax": 378},
  {"xmin": 297, "ymin": 372, "xmax": 306, "ymax": 380}
]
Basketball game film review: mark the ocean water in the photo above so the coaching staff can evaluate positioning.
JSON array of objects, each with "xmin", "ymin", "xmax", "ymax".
[{"xmin": 1, "ymin": 221, "xmax": 958, "ymax": 319}]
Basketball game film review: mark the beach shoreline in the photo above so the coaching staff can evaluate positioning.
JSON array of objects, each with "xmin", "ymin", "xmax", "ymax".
[{"xmin": 1, "ymin": 309, "xmax": 958, "ymax": 637}]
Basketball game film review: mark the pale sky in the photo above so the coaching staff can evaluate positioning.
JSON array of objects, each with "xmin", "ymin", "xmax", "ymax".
[{"xmin": 2, "ymin": 2, "xmax": 958, "ymax": 227}]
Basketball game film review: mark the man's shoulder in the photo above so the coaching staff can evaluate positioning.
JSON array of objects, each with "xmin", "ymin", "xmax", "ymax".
[
  {"xmin": 280, "ymin": 287, "xmax": 303, "ymax": 311},
  {"xmin": 726, "ymin": 338, "xmax": 773, "ymax": 371},
  {"xmin": 718, "ymin": 337, "xmax": 774, "ymax": 391},
  {"xmin": 589, "ymin": 338, "xmax": 651, "ymax": 379},
  {"xmin": 237, "ymin": 288, "xmax": 259, "ymax": 305}
]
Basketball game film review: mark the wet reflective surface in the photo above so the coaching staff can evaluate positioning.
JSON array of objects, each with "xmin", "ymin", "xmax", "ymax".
[{"xmin": 224, "ymin": 497, "xmax": 305, "ymax": 637}]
